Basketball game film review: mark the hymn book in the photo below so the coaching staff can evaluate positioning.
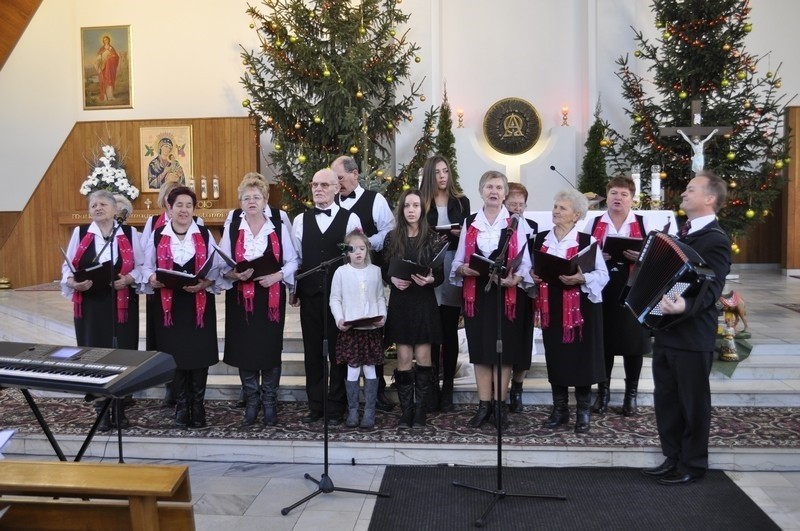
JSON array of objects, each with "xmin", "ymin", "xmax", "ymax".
[
  {"xmin": 216, "ymin": 247, "xmax": 281, "ymax": 278},
  {"xmin": 155, "ymin": 250, "xmax": 216, "ymax": 289},
  {"xmin": 533, "ymin": 242, "xmax": 597, "ymax": 285},
  {"xmin": 60, "ymin": 247, "xmax": 115, "ymax": 289},
  {"xmin": 602, "ymin": 236, "xmax": 644, "ymax": 263}
]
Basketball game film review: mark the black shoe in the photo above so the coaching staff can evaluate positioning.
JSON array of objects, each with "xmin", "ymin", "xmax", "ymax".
[
  {"xmin": 375, "ymin": 390, "xmax": 395, "ymax": 412},
  {"xmin": 658, "ymin": 470, "xmax": 697, "ymax": 486},
  {"xmin": 326, "ymin": 414, "xmax": 343, "ymax": 426},
  {"xmin": 301, "ymin": 411, "xmax": 323, "ymax": 423},
  {"xmin": 642, "ymin": 460, "xmax": 677, "ymax": 477}
]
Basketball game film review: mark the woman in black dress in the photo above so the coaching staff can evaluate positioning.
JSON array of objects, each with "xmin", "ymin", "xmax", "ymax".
[
  {"xmin": 419, "ymin": 155, "xmax": 470, "ymax": 412},
  {"xmin": 220, "ymin": 176, "xmax": 298, "ymax": 427},
  {"xmin": 144, "ymin": 186, "xmax": 220, "ymax": 429},
  {"xmin": 61, "ymin": 189, "xmax": 143, "ymax": 430},
  {"xmin": 382, "ymin": 189, "xmax": 443, "ymax": 428},
  {"xmin": 586, "ymin": 175, "xmax": 651, "ymax": 416},
  {"xmin": 451, "ymin": 171, "xmax": 532, "ymax": 428},
  {"xmin": 532, "ymin": 188, "xmax": 609, "ymax": 434}
]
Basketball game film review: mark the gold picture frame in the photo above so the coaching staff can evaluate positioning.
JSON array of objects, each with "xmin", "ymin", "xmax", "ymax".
[
  {"xmin": 139, "ymin": 126, "xmax": 193, "ymax": 193},
  {"xmin": 81, "ymin": 25, "xmax": 133, "ymax": 110}
]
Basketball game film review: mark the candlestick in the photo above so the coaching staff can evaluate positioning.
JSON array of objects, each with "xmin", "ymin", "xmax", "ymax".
[
  {"xmin": 650, "ymin": 165, "xmax": 661, "ymax": 209},
  {"xmin": 561, "ymin": 106, "xmax": 569, "ymax": 127},
  {"xmin": 631, "ymin": 165, "xmax": 641, "ymax": 207},
  {"xmin": 456, "ymin": 108, "xmax": 464, "ymax": 128},
  {"xmin": 200, "ymin": 177, "xmax": 208, "ymax": 200},
  {"xmin": 212, "ymin": 175, "xmax": 220, "ymax": 200}
]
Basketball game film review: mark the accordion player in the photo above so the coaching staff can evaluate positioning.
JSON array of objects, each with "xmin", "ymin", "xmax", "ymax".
[{"xmin": 622, "ymin": 231, "xmax": 715, "ymax": 330}]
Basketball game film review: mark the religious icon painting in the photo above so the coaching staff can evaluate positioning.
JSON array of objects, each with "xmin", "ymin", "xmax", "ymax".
[
  {"xmin": 80, "ymin": 25, "xmax": 133, "ymax": 110},
  {"xmin": 139, "ymin": 126, "xmax": 193, "ymax": 193}
]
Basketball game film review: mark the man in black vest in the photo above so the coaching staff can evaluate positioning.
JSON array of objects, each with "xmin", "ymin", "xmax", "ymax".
[
  {"xmin": 291, "ymin": 168, "xmax": 362, "ymax": 424},
  {"xmin": 331, "ymin": 155, "xmax": 396, "ymax": 411}
]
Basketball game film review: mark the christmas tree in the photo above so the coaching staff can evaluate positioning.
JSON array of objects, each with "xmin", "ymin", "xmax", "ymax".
[
  {"xmin": 604, "ymin": 0, "xmax": 792, "ymax": 240},
  {"xmin": 578, "ymin": 98, "xmax": 611, "ymax": 197},
  {"xmin": 434, "ymin": 85, "xmax": 461, "ymax": 192},
  {"xmin": 240, "ymin": 0, "xmax": 422, "ymax": 215}
]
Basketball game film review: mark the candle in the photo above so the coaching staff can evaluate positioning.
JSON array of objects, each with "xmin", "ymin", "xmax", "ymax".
[
  {"xmin": 212, "ymin": 176, "xmax": 220, "ymax": 200},
  {"xmin": 200, "ymin": 178, "xmax": 208, "ymax": 200},
  {"xmin": 631, "ymin": 165, "xmax": 641, "ymax": 202},
  {"xmin": 650, "ymin": 165, "xmax": 661, "ymax": 202}
]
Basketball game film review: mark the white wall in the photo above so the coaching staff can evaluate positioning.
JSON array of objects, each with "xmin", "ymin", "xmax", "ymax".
[{"xmin": 1, "ymin": 0, "xmax": 798, "ymax": 212}]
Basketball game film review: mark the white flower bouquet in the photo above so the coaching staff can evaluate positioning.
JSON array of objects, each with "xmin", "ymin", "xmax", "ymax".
[{"xmin": 79, "ymin": 145, "xmax": 140, "ymax": 200}]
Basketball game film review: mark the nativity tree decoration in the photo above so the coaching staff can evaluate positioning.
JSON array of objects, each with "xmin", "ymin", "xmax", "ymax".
[
  {"xmin": 603, "ymin": 0, "xmax": 792, "ymax": 242},
  {"xmin": 240, "ymin": 0, "xmax": 423, "ymax": 215}
]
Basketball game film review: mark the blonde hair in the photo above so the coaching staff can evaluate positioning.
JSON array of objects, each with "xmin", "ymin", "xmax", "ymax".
[
  {"xmin": 157, "ymin": 181, "xmax": 180, "ymax": 210},
  {"xmin": 237, "ymin": 176, "xmax": 269, "ymax": 201},
  {"xmin": 344, "ymin": 230, "xmax": 372, "ymax": 265}
]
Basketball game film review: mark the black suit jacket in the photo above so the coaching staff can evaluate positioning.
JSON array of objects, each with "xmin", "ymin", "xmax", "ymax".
[
  {"xmin": 425, "ymin": 195, "xmax": 471, "ymax": 250},
  {"xmin": 653, "ymin": 220, "xmax": 731, "ymax": 352}
]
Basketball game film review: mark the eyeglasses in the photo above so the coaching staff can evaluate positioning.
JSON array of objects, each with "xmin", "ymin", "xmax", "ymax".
[
  {"xmin": 310, "ymin": 182, "xmax": 334, "ymax": 189},
  {"xmin": 506, "ymin": 202, "xmax": 526, "ymax": 209},
  {"xmin": 241, "ymin": 195, "xmax": 264, "ymax": 202}
]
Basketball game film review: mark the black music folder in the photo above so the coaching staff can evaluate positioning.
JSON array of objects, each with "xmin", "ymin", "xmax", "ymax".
[
  {"xmin": 602, "ymin": 236, "xmax": 643, "ymax": 262},
  {"xmin": 343, "ymin": 315, "xmax": 383, "ymax": 328},
  {"xmin": 61, "ymin": 248, "xmax": 115, "ymax": 288},
  {"xmin": 534, "ymin": 242, "xmax": 597, "ymax": 285},
  {"xmin": 387, "ymin": 245, "xmax": 448, "ymax": 281},
  {"xmin": 466, "ymin": 240, "xmax": 528, "ymax": 279},
  {"xmin": 155, "ymin": 250, "xmax": 216, "ymax": 289},
  {"xmin": 216, "ymin": 247, "xmax": 281, "ymax": 278}
]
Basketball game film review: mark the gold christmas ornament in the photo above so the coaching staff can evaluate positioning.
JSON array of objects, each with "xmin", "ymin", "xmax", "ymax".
[
  {"xmin": 722, "ymin": 43, "xmax": 731, "ymax": 51},
  {"xmin": 359, "ymin": 26, "xmax": 366, "ymax": 35},
  {"xmin": 726, "ymin": 152, "xmax": 736, "ymax": 161},
  {"xmin": 384, "ymin": 175, "xmax": 393, "ymax": 182},
  {"xmin": 249, "ymin": 23, "xmax": 255, "ymax": 29},
  {"xmin": 297, "ymin": 154, "xmax": 307, "ymax": 164},
  {"xmin": 349, "ymin": 145, "xmax": 359, "ymax": 154},
  {"xmin": 766, "ymin": 71, "xmax": 774, "ymax": 78},
  {"xmin": 775, "ymin": 160, "xmax": 785, "ymax": 169},
  {"xmin": 313, "ymin": 116, "xmax": 321, "ymax": 124},
  {"xmin": 678, "ymin": 91, "xmax": 688, "ymax": 99},
  {"xmin": 304, "ymin": 200, "xmax": 313, "ymax": 208},
  {"xmin": 662, "ymin": 30, "xmax": 671, "ymax": 40},
  {"xmin": 289, "ymin": 35, "xmax": 298, "ymax": 43},
  {"xmin": 736, "ymin": 71, "xmax": 746, "ymax": 80},
  {"xmin": 294, "ymin": 122, "xmax": 302, "ymax": 130},
  {"xmin": 677, "ymin": 209, "xmax": 686, "ymax": 217},
  {"xmin": 744, "ymin": 23, "xmax": 753, "ymax": 33},
  {"xmin": 270, "ymin": 21, "xmax": 278, "ymax": 30},
  {"xmin": 376, "ymin": 169, "xmax": 384, "ymax": 177},
  {"xmin": 775, "ymin": 80, "xmax": 783, "ymax": 88},
  {"xmin": 420, "ymin": 95, "xmax": 426, "ymax": 102},
  {"xmin": 634, "ymin": 114, "xmax": 642, "ymax": 123},
  {"xmin": 744, "ymin": 100, "xmax": 751, "ymax": 109},
  {"xmin": 634, "ymin": 50, "xmax": 642, "ymax": 58},
  {"xmin": 763, "ymin": 209, "xmax": 770, "ymax": 217},
  {"xmin": 729, "ymin": 180, "xmax": 737, "ymax": 188},
  {"xmin": 745, "ymin": 209, "xmax": 755, "ymax": 219},
  {"xmin": 784, "ymin": 157, "xmax": 792, "ymax": 164},
  {"xmin": 389, "ymin": 29, "xmax": 396, "ymax": 37},
  {"xmin": 660, "ymin": 171, "xmax": 667, "ymax": 179},
  {"xmin": 415, "ymin": 56, "xmax": 421, "ymax": 63},
  {"xmin": 242, "ymin": 99, "xmax": 251, "ymax": 107},
  {"xmin": 385, "ymin": 75, "xmax": 394, "ymax": 83},
  {"xmin": 402, "ymin": 183, "xmax": 411, "ymax": 191},
  {"xmin": 387, "ymin": 122, "xmax": 394, "ymax": 130},
  {"xmin": 721, "ymin": 79, "xmax": 730, "ymax": 88},
  {"xmin": 274, "ymin": 143, "xmax": 282, "ymax": 151},
  {"xmin": 323, "ymin": 69, "xmax": 331, "ymax": 77},
  {"xmin": 356, "ymin": 90, "xmax": 364, "ymax": 99}
]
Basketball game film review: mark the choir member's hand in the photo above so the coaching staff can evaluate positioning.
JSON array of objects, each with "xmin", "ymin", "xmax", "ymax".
[
  {"xmin": 184, "ymin": 279, "xmax": 213, "ymax": 293},
  {"xmin": 411, "ymin": 270, "xmax": 433, "ymax": 286},
  {"xmin": 391, "ymin": 276, "xmax": 411, "ymax": 290},
  {"xmin": 227, "ymin": 267, "xmax": 254, "ymax": 282},
  {"xmin": 377, "ymin": 316, "xmax": 386, "ymax": 327},
  {"xmin": 622, "ymin": 249, "xmax": 640, "ymax": 262},
  {"xmin": 659, "ymin": 293, "xmax": 686, "ymax": 314},
  {"xmin": 69, "ymin": 277, "xmax": 92, "ymax": 292},
  {"xmin": 559, "ymin": 266, "xmax": 586, "ymax": 286},
  {"xmin": 530, "ymin": 270, "xmax": 543, "ymax": 284},
  {"xmin": 337, "ymin": 319, "xmax": 351, "ymax": 332},
  {"xmin": 113, "ymin": 273, "xmax": 132, "ymax": 291},
  {"xmin": 256, "ymin": 271, "xmax": 284, "ymax": 288},
  {"xmin": 450, "ymin": 228, "xmax": 461, "ymax": 238},
  {"xmin": 601, "ymin": 251, "xmax": 612, "ymax": 262},
  {"xmin": 457, "ymin": 264, "xmax": 480, "ymax": 277},
  {"xmin": 289, "ymin": 292, "xmax": 300, "ymax": 307},
  {"xmin": 148, "ymin": 273, "xmax": 165, "ymax": 290},
  {"xmin": 499, "ymin": 274, "xmax": 522, "ymax": 288}
]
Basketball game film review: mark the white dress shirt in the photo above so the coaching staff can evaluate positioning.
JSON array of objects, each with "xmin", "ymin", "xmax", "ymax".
[{"xmin": 337, "ymin": 185, "xmax": 394, "ymax": 251}]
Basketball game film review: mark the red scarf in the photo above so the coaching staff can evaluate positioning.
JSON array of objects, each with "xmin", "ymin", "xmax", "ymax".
[
  {"xmin": 71, "ymin": 229, "xmax": 134, "ymax": 323},
  {"xmin": 235, "ymin": 227, "xmax": 282, "ymax": 322},
  {"xmin": 156, "ymin": 231, "xmax": 207, "ymax": 328},
  {"xmin": 462, "ymin": 217, "xmax": 518, "ymax": 320},
  {"xmin": 535, "ymin": 243, "xmax": 583, "ymax": 343},
  {"xmin": 154, "ymin": 212, "xmax": 168, "ymax": 230}
]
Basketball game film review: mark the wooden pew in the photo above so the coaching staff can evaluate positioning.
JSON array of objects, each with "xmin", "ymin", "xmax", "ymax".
[{"xmin": 0, "ymin": 460, "xmax": 194, "ymax": 530}]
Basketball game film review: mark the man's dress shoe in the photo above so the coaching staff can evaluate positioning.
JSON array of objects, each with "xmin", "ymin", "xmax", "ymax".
[
  {"xmin": 641, "ymin": 460, "xmax": 677, "ymax": 477},
  {"xmin": 658, "ymin": 470, "xmax": 696, "ymax": 486}
]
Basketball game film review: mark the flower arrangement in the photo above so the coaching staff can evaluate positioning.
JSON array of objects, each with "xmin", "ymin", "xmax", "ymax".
[{"xmin": 79, "ymin": 145, "xmax": 140, "ymax": 200}]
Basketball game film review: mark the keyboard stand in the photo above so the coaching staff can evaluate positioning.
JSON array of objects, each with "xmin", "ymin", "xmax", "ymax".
[{"xmin": 20, "ymin": 389, "xmax": 124, "ymax": 462}]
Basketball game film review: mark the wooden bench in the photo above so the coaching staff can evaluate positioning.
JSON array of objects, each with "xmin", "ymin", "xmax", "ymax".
[{"xmin": 0, "ymin": 460, "xmax": 194, "ymax": 530}]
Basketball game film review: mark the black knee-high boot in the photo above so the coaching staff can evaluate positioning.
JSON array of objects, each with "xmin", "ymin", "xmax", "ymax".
[
  {"xmin": 188, "ymin": 368, "xmax": 208, "ymax": 428},
  {"xmin": 173, "ymin": 370, "xmax": 190, "ymax": 429},
  {"xmin": 240, "ymin": 369, "xmax": 260, "ymax": 427},
  {"xmin": 575, "ymin": 386, "xmax": 592, "ymax": 434},
  {"xmin": 261, "ymin": 367, "xmax": 281, "ymax": 426},
  {"xmin": 542, "ymin": 385, "xmax": 569, "ymax": 429},
  {"xmin": 394, "ymin": 369, "xmax": 414, "ymax": 428},
  {"xmin": 413, "ymin": 366, "xmax": 433, "ymax": 428},
  {"xmin": 591, "ymin": 381, "xmax": 610, "ymax": 414}
]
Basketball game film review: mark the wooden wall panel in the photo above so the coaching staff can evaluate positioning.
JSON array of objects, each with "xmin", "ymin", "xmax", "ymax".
[
  {"xmin": 0, "ymin": 118, "xmax": 257, "ymax": 287},
  {"xmin": 0, "ymin": 212, "xmax": 21, "ymax": 251},
  {"xmin": 0, "ymin": 0, "xmax": 41, "ymax": 71},
  {"xmin": 783, "ymin": 108, "xmax": 800, "ymax": 270}
]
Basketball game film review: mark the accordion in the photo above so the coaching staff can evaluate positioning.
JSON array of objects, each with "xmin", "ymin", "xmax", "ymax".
[{"xmin": 622, "ymin": 231, "xmax": 715, "ymax": 330}]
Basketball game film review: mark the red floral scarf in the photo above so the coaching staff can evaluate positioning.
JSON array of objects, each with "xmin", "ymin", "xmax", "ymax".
[
  {"xmin": 156, "ymin": 231, "xmax": 207, "ymax": 327},
  {"xmin": 71, "ymin": 228, "xmax": 134, "ymax": 323},
  {"xmin": 235, "ymin": 227, "xmax": 282, "ymax": 321},
  {"xmin": 593, "ymin": 217, "xmax": 642, "ymax": 272},
  {"xmin": 462, "ymin": 217, "xmax": 519, "ymax": 320},
  {"xmin": 534, "ymin": 243, "xmax": 583, "ymax": 343}
]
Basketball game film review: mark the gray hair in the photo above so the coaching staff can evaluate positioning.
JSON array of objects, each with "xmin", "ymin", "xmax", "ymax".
[
  {"xmin": 554, "ymin": 188, "xmax": 589, "ymax": 220},
  {"xmin": 477, "ymin": 170, "xmax": 508, "ymax": 197},
  {"xmin": 88, "ymin": 189, "xmax": 117, "ymax": 208},
  {"xmin": 332, "ymin": 155, "xmax": 359, "ymax": 173}
]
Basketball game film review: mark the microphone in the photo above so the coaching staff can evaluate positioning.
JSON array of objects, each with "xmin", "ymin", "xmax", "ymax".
[
  {"xmin": 337, "ymin": 243, "xmax": 354, "ymax": 253},
  {"xmin": 549, "ymin": 165, "xmax": 578, "ymax": 191},
  {"xmin": 509, "ymin": 213, "xmax": 521, "ymax": 231},
  {"xmin": 115, "ymin": 208, "xmax": 130, "ymax": 223}
]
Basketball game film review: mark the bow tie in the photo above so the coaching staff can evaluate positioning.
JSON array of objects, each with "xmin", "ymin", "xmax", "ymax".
[
  {"xmin": 340, "ymin": 191, "xmax": 357, "ymax": 200},
  {"xmin": 314, "ymin": 207, "xmax": 332, "ymax": 217}
]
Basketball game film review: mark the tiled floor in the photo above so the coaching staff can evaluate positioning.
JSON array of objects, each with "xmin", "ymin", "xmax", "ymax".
[{"xmin": 1, "ymin": 267, "xmax": 800, "ymax": 529}]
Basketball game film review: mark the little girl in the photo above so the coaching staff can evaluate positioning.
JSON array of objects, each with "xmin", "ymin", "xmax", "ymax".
[{"xmin": 329, "ymin": 230, "xmax": 387, "ymax": 429}]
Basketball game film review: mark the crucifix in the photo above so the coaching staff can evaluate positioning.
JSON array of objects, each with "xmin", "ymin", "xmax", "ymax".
[{"xmin": 660, "ymin": 99, "xmax": 733, "ymax": 173}]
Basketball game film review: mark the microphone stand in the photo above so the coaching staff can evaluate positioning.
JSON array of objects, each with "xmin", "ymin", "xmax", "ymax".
[
  {"xmin": 453, "ymin": 221, "xmax": 565, "ymax": 527},
  {"xmin": 93, "ymin": 217, "xmax": 126, "ymax": 463},
  {"xmin": 281, "ymin": 251, "xmax": 389, "ymax": 516}
]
